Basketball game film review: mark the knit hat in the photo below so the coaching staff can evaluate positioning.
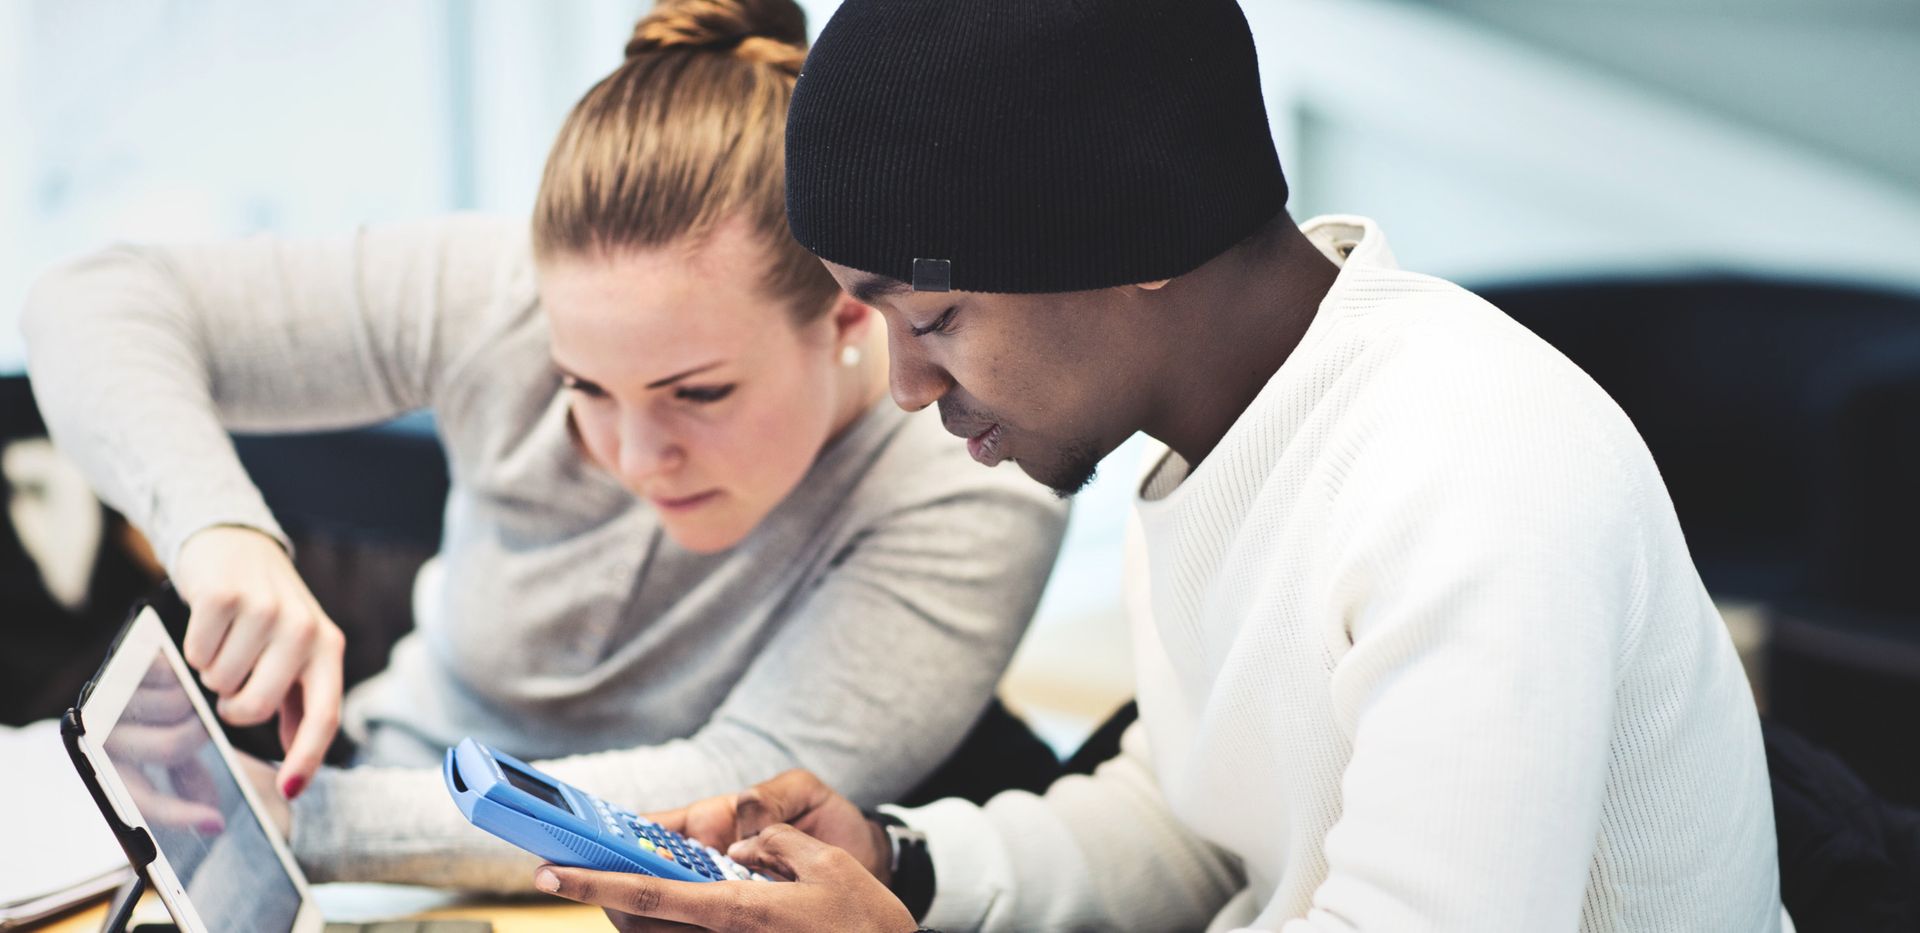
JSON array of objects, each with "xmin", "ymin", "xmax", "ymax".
[{"xmin": 785, "ymin": 0, "xmax": 1287, "ymax": 295}]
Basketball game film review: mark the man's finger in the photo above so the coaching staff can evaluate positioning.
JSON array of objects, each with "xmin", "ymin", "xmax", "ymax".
[
  {"xmin": 276, "ymin": 656, "xmax": 341, "ymax": 798},
  {"xmin": 534, "ymin": 865, "xmax": 743, "ymax": 928},
  {"xmin": 733, "ymin": 770, "xmax": 831, "ymax": 839},
  {"xmin": 641, "ymin": 805, "xmax": 689, "ymax": 836},
  {"xmin": 683, "ymin": 795, "xmax": 746, "ymax": 851},
  {"xmin": 601, "ymin": 907, "xmax": 703, "ymax": 933},
  {"xmin": 726, "ymin": 823, "xmax": 836, "ymax": 881}
]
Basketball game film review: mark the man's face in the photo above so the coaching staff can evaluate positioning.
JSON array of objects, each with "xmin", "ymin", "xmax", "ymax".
[{"xmin": 821, "ymin": 260, "xmax": 1150, "ymax": 496}]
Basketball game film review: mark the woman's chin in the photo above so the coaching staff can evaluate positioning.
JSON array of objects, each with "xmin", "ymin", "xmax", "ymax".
[{"xmin": 656, "ymin": 508, "xmax": 754, "ymax": 555}]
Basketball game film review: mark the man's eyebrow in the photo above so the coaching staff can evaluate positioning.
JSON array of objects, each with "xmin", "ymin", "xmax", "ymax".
[{"xmin": 848, "ymin": 274, "xmax": 912, "ymax": 305}]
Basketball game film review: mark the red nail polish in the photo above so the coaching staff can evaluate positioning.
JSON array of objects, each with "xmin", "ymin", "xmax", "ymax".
[{"xmin": 282, "ymin": 775, "xmax": 307, "ymax": 800}]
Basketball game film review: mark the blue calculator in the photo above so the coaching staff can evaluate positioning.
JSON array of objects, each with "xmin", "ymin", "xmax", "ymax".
[{"xmin": 443, "ymin": 737, "xmax": 768, "ymax": 883}]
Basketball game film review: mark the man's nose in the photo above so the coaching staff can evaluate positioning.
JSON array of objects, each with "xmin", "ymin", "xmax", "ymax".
[{"xmin": 887, "ymin": 331, "xmax": 954, "ymax": 413}]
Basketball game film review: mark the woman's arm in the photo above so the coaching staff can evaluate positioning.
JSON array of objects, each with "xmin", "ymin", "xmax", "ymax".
[
  {"xmin": 288, "ymin": 481, "xmax": 1070, "ymax": 891},
  {"xmin": 19, "ymin": 214, "xmax": 527, "ymax": 565},
  {"xmin": 19, "ymin": 213, "xmax": 531, "ymax": 793}
]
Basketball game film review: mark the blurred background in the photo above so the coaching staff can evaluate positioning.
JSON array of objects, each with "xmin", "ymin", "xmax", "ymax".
[{"xmin": 3, "ymin": 0, "xmax": 1918, "ymax": 802}]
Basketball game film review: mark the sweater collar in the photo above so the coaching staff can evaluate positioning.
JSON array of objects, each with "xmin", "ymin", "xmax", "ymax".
[{"xmin": 1136, "ymin": 215, "xmax": 1398, "ymax": 506}]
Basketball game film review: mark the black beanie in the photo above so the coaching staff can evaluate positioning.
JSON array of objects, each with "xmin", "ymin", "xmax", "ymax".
[{"xmin": 786, "ymin": 0, "xmax": 1287, "ymax": 295}]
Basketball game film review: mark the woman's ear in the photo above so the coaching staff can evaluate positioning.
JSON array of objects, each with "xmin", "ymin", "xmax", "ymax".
[{"xmin": 829, "ymin": 292, "xmax": 873, "ymax": 345}]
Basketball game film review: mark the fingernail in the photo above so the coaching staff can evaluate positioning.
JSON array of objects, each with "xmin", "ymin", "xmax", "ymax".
[
  {"xmin": 197, "ymin": 818, "xmax": 225, "ymax": 834},
  {"xmin": 282, "ymin": 775, "xmax": 307, "ymax": 800},
  {"xmin": 534, "ymin": 869, "xmax": 559, "ymax": 893}
]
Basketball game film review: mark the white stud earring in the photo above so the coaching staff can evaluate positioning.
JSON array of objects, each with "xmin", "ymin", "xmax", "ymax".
[{"xmin": 840, "ymin": 345, "xmax": 862, "ymax": 368}]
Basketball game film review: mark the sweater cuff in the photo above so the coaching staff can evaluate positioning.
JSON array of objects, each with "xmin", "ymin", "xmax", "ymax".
[
  {"xmin": 884, "ymin": 798, "xmax": 1010, "ymax": 932},
  {"xmin": 289, "ymin": 763, "xmax": 534, "ymax": 890},
  {"xmin": 154, "ymin": 505, "xmax": 292, "ymax": 574}
]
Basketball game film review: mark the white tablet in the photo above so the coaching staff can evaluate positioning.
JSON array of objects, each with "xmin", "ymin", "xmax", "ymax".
[{"xmin": 62, "ymin": 595, "xmax": 323, "ymax": 933}]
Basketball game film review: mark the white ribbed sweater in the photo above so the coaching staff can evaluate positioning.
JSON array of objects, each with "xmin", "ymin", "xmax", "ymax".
[{"xmin": 899, "ymin": 217, "xmax": 1780, "ymax": 932}]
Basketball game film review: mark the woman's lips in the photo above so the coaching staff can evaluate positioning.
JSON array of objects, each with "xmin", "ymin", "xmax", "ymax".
[
  {"xmin": 967, "ymin": 424, "xmax": 1007, "ymax": 466},
  {"xmin": 651, "ymin": 489, "xmax": 721, "ymax": 512}
]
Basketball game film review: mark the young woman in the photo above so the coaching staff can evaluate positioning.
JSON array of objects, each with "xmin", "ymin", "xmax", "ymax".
[{"xmin": 20, "ymin": 0, "xmax": 1066, "ymax": 891}]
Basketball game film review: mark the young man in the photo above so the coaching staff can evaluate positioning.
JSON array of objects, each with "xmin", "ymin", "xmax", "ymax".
[{"xmin": 533, "ymin": 0, "xmax": 1781, "ymax": 929}]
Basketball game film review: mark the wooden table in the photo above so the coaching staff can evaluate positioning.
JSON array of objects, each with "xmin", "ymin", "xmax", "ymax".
[{"xmin": 32, "ymin": 891, "xmax": 607, "ymax": 932}]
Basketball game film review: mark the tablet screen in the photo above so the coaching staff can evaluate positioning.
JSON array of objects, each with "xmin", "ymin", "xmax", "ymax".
[{"xmin": 101, "ymin": 650, "xmax": 301, "ymax": 933}]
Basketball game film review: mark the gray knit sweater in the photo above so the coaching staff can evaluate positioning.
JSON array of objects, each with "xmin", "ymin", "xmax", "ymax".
[{"xmin": 20, "ymin": 214, "xmax": 1068, "ymax": 892}]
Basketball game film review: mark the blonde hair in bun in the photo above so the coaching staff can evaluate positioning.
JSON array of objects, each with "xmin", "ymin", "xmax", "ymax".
[
  {"xmin": 534, "ymin": 0, "xmax": 837, "ymax": 323},
  {"xmin": 625, "ymin": 0, "xmax": 808, "ymax": 76}
]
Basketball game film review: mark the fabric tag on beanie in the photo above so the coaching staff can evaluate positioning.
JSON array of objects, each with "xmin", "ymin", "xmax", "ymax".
[{"xmin": 912, "ymin": 258, "xmax": 952, "ymax": 292}]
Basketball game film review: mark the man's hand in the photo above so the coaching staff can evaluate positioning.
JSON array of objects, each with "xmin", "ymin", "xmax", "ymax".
[
  {"xmin": 648, "ymin": 770, "xmax": 891, "ymax": 884},
  {"xmin": 535, "ymin": 823, "xmax": 917, "ymax": 933},
  {"xmin": 172, "ymin": 525, "xmax": 344, "ymax": 800}
]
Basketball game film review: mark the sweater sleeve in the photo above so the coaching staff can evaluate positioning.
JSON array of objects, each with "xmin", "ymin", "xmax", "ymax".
[
  {"xmin": 899, "ymin": 721, "xmax": 1244, "ymax": 933},
  {"xmin": 18, "ymin": 215, "xmax": 528, "ymax": 566},
  {"xmin": 288, "ymin": 483, "xmax": 1069, "ymax": 891},
  {"xmin": 1270, "ymin": 328, "xmax": 1647, "ymax": 932}
]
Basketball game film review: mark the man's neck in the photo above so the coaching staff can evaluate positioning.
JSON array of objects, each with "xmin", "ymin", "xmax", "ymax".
[{"xmin": 1144, "ymin": 224, "xmax": 1341, "ymax": 470}]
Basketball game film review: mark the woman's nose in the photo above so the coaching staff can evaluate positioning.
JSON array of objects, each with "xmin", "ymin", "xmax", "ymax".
[{"xmin": 617, "ymin": 416, "xmax": 685, "ymax": 485}]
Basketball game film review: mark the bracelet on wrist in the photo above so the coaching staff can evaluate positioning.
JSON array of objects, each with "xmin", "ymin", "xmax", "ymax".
[{"xmin": 865, "ymin": 809, "xmax": 935, "ymax": 922}]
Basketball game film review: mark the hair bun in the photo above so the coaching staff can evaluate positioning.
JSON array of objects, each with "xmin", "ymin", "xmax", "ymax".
[{"xmin": 626, "ymin": 0, "xmax": 809, "ymax": 76}]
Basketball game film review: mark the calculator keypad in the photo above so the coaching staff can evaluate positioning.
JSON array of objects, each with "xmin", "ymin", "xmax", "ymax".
[{"xmin": 599, "ymin": 803, "xmax": 765, "ymax": 882}]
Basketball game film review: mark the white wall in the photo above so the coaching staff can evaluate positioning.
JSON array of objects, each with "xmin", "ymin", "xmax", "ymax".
[
  {"xmin": 1249, "ymin": 0, "xmax": 1920, "ymax": 291},
  {"xmin": 5, "ymin": 0, "xmax": 1914, "ymax": 750},
  {"xmin": 0, "ymin": 1, "xmax": 29, "ymax": 370}
]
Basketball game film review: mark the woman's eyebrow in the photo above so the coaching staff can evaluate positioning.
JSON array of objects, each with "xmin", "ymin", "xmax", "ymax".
[{"xmin": 644, "ymin": 360, "xmax": 726, "ymax": 390}]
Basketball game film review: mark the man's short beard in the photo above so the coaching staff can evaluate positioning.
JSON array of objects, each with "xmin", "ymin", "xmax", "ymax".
[{"xmin": 1037, "ymin": 440, "xmax": 1104, "ymax": 499}]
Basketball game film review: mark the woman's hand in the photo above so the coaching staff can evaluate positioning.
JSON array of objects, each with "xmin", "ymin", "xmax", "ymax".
[
  {"xmin": 171, "ymin": 525, "xmax": 344, "ymax": 800},
  {"xmin": 535, "ymin": 824, "xmax": 916, "ymax": 933}
]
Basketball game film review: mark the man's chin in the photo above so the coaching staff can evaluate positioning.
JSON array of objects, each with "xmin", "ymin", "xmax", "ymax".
[{"xmin": 1014, "ymin": 456, "xmax": 1101, "ymax": 499}]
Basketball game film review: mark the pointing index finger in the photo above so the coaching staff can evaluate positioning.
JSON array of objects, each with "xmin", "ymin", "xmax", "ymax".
[{"xmin": 275, "ymin": 655, "xmax": 341, "ymax": 797}]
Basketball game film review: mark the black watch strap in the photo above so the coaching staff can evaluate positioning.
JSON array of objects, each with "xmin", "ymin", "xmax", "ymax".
[{"xmin": 866, "ymin": 809, "xmax": 936, "ymax": 922}]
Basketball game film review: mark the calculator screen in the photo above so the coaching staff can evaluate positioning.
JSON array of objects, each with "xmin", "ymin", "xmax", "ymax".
[{"xmin": 501, "ymin": 760, "xmax": 574, "ymax": 815}]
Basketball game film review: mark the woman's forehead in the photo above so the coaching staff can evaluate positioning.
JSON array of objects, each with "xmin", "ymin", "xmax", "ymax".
[{"xmin": 541, "ymin": 248, "xmax": 798, "ymax": 386}]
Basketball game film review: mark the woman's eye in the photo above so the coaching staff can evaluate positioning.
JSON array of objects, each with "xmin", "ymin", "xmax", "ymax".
[
  {"xmin": 675, "ymin": 384, "xmax": 736, "ymax": 404},
  {"xmin": 561, "ymin": 375, "xmax": 608, "ymax": 399}
]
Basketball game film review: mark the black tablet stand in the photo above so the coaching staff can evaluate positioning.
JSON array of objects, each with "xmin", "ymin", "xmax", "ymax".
[
  {"xmin": 61, "ymin": 707, "xmax": 179, "ymax": 933},
  {"xmin": 60, "ymin": 586, "xmax": 188, "ymax": 933}
]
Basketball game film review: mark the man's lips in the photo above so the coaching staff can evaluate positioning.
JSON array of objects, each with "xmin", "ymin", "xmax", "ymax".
[
  {"xmin": 966, "ymin": 423, "xmax": 1007, "ymax": 466},
  {"xmin": 942, "ymin": 407, "xmax": 1010, "ymax": 467},
  {"xmin": 651, "ymin": 489, "xmax": 721, "ymax": 512}
]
